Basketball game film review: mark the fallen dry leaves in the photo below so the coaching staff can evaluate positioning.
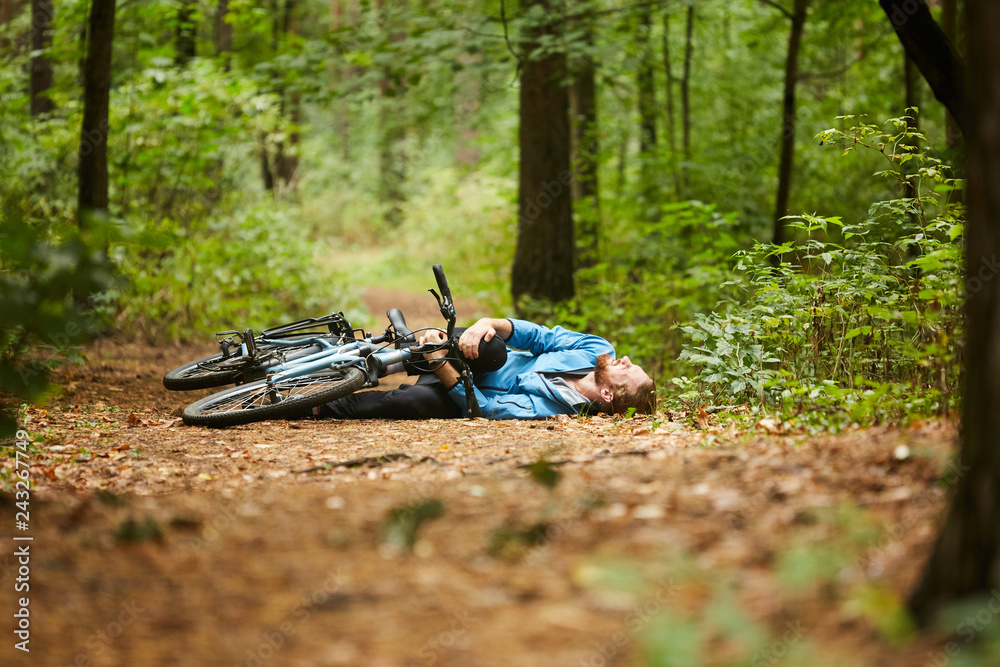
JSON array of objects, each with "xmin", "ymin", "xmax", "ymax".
[{"xmin": 0, "ymin": 339, "xmax": 966, "ymax": 666}]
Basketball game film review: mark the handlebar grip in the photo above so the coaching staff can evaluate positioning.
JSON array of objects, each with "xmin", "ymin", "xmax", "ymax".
[
  {"xmin": 386, "ymin": 308, "xmax": 415, "ymax": 345},
  {"xmin": 432, "ymin": 264, "xmax": 451, "ymax": 301}
]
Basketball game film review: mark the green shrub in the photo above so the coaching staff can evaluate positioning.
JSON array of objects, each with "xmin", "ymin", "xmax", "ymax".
[{"xmin": 673, "ymin": 113, "xmax": 964, "ymax": 426}]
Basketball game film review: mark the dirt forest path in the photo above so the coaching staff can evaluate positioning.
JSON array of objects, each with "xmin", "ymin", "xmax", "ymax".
[{"xmin": 1, "ymin": 289, "xmax": 961, "ymax": 666}]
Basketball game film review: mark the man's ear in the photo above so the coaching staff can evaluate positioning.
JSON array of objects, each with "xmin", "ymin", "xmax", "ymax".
[{"xmin": 598, "ymin": 386, "xmax": 614, "ymax": 405}]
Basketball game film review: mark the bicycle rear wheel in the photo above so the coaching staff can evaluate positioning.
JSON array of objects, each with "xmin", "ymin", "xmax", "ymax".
[
  {"xmin": 182, "ymin": 366, "xmax": 366, "ymax": 427},
  {"xmin": 163, "ymin": 338, "xmax": 328, "ymax": 390}
]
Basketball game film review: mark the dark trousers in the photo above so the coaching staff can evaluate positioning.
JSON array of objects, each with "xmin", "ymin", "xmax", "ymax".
[
  {"xmin": 316, "ymin": 374, "xmax": 461, "ymax": 419},
  {"xmin": 315, "ymin": 327, "xmax": 506, "ymax": 420}
]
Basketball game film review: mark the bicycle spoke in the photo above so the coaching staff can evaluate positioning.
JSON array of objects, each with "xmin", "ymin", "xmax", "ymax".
[{"xmin": 197, "ymin": 374, "xmax": 351, "ymax": 415}]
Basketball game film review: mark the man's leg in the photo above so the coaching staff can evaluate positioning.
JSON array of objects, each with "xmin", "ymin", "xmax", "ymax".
[
  {"xmin": 314, "ymin": 377, "xmax": 461, "ymax": 420},
  {"xmin": 313, "ymin": 329, "xmax": 505, "ymax": 420}
]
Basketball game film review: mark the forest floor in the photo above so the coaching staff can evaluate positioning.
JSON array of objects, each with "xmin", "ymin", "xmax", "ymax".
[{"xmin": 0, "ymin": 289, "xmax": 972, "ymax": 667}]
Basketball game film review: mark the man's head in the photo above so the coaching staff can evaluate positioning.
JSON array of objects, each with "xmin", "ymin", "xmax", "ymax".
[{"xmin": 592, "ymin": 353, "xmax": 656, "ymax": 415}]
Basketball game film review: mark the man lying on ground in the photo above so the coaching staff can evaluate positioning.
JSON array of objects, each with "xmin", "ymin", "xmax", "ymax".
[{"xmin": 309, "ymin": 317, "xmax": 656, "ymax": 420}]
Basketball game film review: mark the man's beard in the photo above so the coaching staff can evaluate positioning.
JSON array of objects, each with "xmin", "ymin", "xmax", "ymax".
[{"xmin": 594, "ymin": 353, "xmax": 613, "ymax": 387}]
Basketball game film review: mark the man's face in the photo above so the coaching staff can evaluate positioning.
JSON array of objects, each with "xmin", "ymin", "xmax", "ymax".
[{"xmin": 594, "ymin": 353, "xmax": 650, "ymax": 394}]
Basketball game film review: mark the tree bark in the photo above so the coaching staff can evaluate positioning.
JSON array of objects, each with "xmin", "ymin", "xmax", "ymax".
[
  {"xmin": 273, "ymin": 0, "xmax": 301, "ymax": 195},
  {"xmin": 215, "ymin": 0, "xmax": 233, "ymax": 70},
  {"xmin": 680, "ymin": 4, "xmax": 694, "ymax": 195},
  {"xmin": 879, "ymin": 0, "xmax": 965, "ymax": 135},
  {"xmin": 771, "ymin": 0, "xmax": 808, "ymax": 251},
  {"xmin": 376, "ymin": 0, "xmax": 406, "ymax": 225},
  {"xmin": 940, "ymin": 0, "xmax": 961, "ymax": 148},
  {"xmin": 904, "ymin": 52, "xmax": 918, "ymax": 122},
  {"xmin": 662, "ymin": 4, "xmax": 680, "ymax": 198},
  {"xmin": 908, "ymin": 0, "xmax": 1000, "ymax": 628},
  {"xmin": 0, "ymin": 0, "xmax": 20, "ymax": 57},
  {"xmin": 29, "ymin": 0, "xmax": 55, "ymax": 116},
  {"xmin": 511, "ymin": 0, "xmax": 574, "ymax": 308},
  {"xmin": 330, "ymin": 0, "xmax": 352, "ymax": 160},
  {"xmin": 637, "ymin": 5, "xmax": 658, "ymax": 217},
  {"xmin": 78, "ymin": 0, "xmax": 116, "ymax": 221},
  {"xmin": 175, "ymin": 0, "xmax": 196, "ymax": 65},
  {"xmin": 570, "ymin": 16, "xmax": 599, "ymax": 268},
  {"xmin": 637, "ymin": 7, "xmax": 657, "ymax": 156}
]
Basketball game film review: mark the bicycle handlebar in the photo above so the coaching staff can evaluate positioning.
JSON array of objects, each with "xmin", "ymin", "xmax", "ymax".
[{"xmin": 433, "ymin": 264, "xmax": 451, "ymax": 302}]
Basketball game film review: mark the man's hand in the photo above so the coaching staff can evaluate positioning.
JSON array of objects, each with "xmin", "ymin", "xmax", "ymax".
[
  {"xmin": 418, "ymin": 329, "xmax": 461, "ymax": 389},
  {"xmin": 459, "ymin": 318, "xmax": 511, "ymax": 359},
  {"xmin": 418, "ymin": 329, "xmax": 449, "ymax": 364}
]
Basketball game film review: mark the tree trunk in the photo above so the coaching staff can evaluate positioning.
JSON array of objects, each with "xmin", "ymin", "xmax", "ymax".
[
  {"xmin": 637, "ymin": 7, "xmax": 657, "ymax": 156},
  {"xmin": 771, "ymin": 0, "xmax": 808, "ymax": 251},
  {"xmin": 376, "ymin": 0, "xmax": 406, "ymax": 226},
  {"xmin": 637, "ymin": 5, "xmax": 659, "ymax": 217},
  {"xmin": 511, "ymin": 0, "xmax": 574, "ymax": 308},
  {"xmin": 77, "ymin": 0, "xmax": 116, "ymax": 221},
  {"xmin": 680, "ymin": 4, "xmax": 694, "ymax": 195},
  {"xmin": 273, "ymin": 0, "xmax": 301, "ymax": 195},
  {"xmin": 904, "ymin": 52, "xmax": 918, "ymax": 121},
  {"xmin": 0, "ymin": 0, "xmax": 20, "ymax": 56},
  {"xmin": 215, "ymin": 0, "xmax": 232, "ymax": 70},
  {"xmin": 940, "ymin": 0, "xmax": 961, "ymax": 149},
  {"xmin": 29, "ymin": 0, "xmax": 54, "ymax": 116},
  {"xmin": 570, "ymin": 16, "xmax": 599, "ymax": 268},
  {"xmin": 175, "ymin": 0, "xmax": 196, "ymax": 65},
  {"xmin": 908, "ymin": 0, "xmax": 1000, "ymax": 628},
  {"xmin": 879, "ymin": 0, "xmax": 965, "ymax": 135},
  {"xmin": 330, "ymin": 0, "xmax": 352, "ymax": 161},
  {"xmin": 662, "ymin": 4, "xmax": 680, "ymax": 199},
  {"xmin": 260, "ymin": 136, "xmax": 274, "ymax": 191}
]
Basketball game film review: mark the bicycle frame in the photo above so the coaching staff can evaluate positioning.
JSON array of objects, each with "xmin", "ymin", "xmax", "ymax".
[{"xmin": 261, "ymin": 333, "xmax": 407, "ymax": 387}]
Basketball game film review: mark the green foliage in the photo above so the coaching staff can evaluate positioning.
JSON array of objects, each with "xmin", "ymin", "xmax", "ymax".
[
  {"xmin": 380, "ymin": 498, "xmax": 445, "ymax": 552},
  {"xmin": 114, "ymin": 203, "xmax": 359, "ymax": 339},
  {"xmin": 0, "ymin": 202, "xmax": 118, "ymax": 436},
  {"xmin": 529, "ymin": 201, "xmax": 746, "ymax": 381},
  {"xmin": 674, "ymin": 113, "xmax": 964, "ymax": 427},
  {"xmin": 115, "ymin": 515, "xmax": 164, "ymax": 543},
  {"xmin": 487, "ymin": 521, "xmax": 552, "ymax": 560},
  {"xmin": 528, "ymin": 457, "xmax": 562, "ymax": 490}
]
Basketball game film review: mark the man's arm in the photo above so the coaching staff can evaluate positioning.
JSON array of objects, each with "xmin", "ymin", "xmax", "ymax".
[
  {"xmin": 417, "ymin": 329, "xmax": 462, "ymax": 389},
  {"xmin": 458, "ymin": 318, "xmax": 512, "ymax": 360},
  {"xmin": 504, "ymin": 319, "xmax": 615, "ymax": 358}
]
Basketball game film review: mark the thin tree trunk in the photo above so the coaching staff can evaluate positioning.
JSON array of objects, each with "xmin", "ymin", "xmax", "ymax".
[
  {"xmin": 29, "ymin": 0, "xmax": 55, "ymax": 116},
  {"xmin": 260, "ymin": 136, "xmax": 274, "ymax": 192},
  {"xmin": 680, "ymin": 4, "xmax": 694, "ymax": 195},
  {"xmin": 637, "ymin": 7, "xmax": 657, "ymax": 156},
  {"xmin": 274, "ymin": 0, "xmax": 301, "ymax": 195},
  {"xmin": 331, "ymin": 0, "xmax": 352, "ymax": 161},
  {"xmin": 511, "ymin": 0, "xmax": 574, "ymax": 309},
  {"xmin": 0, "ymin": 0, "xmax": 21, "ymax": 57},
  {"xmin": 376, "ymin": 0, "xmax": 406, "ymax": 225},
  {"xmin": 941, "ymin": 0, "xmax": 961, "ymax": 149},
  {"xmin": 175, "ymin": 0, "xmax": 196, "ymax": 65},
  {"xmin": 908, "ymin": 0, "xmax": 1000, "ymax": 628},
  {"xmin": 637, "ymin": 6, "xmax": 658, "ymax": 217},
  {"xmin": 771, "ymin": 0, "xmax": 808, "ymax": 252},
  {"xmin": 0, "ymin": 0, "xmax": 12, "ymax": 53},
  {"xmin": 215, "ymin": 0, "xmax": 232, "ymax": 70},
  {"xmin": 662, "ymin": 4, "xmax": 680, "ymax": 199},
  {"xmin": 78, "ymin": 0, "xmax": 116, "ymax": 221},
  {"xmin": 904, "ymin": 52, "xmax": 918, "ymax": 120},
  {"xmin": 570, "ymin": 16, "xmax": 599, "ymax": 268}
]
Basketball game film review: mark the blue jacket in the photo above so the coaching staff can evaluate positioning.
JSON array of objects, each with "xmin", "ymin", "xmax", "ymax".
[{"xmin": 446, "ymin": 319, "xmax": 615, "ymax": 420}]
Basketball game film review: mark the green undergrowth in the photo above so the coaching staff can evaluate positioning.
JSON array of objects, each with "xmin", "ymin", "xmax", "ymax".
[{"xmin": 667, "ymin": 113, "xmax": 964, "ymax": 431}]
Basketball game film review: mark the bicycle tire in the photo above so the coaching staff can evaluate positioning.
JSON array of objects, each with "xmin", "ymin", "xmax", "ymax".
[
  {"xmin": 181, "ymin": 366, "xmax": 367, "ymax": 427},
  {"xmin": 163, "ymin": 338, "xmax": 329, "ymax": 390}
]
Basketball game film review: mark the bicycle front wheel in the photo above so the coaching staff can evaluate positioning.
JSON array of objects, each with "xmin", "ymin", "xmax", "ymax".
[{"xmin": 182, "ymin": 366, "xmax": 366, "ymax": 427}]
